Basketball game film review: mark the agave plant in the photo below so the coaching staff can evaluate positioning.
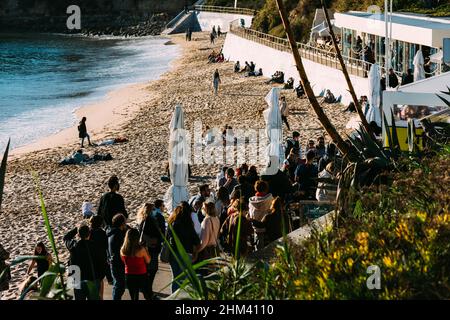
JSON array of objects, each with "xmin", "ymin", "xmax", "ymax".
[
  {"xmin": 0, "ymin": 139, "xmax": 10, "ymax": 211},
  {"xmin": 420, "ymin": 88, "xmax": 450, "ymax": 148}
]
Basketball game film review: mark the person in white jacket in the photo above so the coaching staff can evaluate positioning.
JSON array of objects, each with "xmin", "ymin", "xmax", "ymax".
[{"xmin": 248, "ymin": 180, "xmax": 273, "ymax": 250}]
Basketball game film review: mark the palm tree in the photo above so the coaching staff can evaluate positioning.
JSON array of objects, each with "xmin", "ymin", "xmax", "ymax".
[
  {"xmin": 274, "ymin": 0, "xmax": 353, "ymax": 159},
  {"xmin": 321, "ymin": 0, "xmax": 375, "ymax": 138}
]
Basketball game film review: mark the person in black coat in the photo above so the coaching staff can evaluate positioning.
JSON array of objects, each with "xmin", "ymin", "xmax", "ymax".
[
  {"xmin": 230, "ymin": 175, "xmax": 254, "ymax": 203},
  {"xmin": 97, "ymin": 175, "xmax": 127, "ymax": 227},
  {"xmin": 64, "ymin": 224, "xmax": 101, "ymax": 300},
  {"xmin": 261, "ymin": 169, "xmax": 294, "ymax": 200},
  {"xmin": 78, "ymin": 117, "xmax": 92, "ymax": 148},
  {"xmin": 107, "ymin": 214, "xmax": 128, "ymax": 300},
  {"xmin": 89, "ymin": 215, "xmax": 108, "ymax": 299},
  {"xmin": 401, "ymin": 68, "xmax": 414, "ymax": 86}
]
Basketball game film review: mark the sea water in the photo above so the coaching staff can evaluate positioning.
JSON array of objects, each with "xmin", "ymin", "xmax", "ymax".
[{"xmin": 0, "ymin": 33, "xmax": 180, "ymax": 152}]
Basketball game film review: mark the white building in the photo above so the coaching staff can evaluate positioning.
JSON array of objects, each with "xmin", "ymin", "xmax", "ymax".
[{"xmin": 334, "ymin": 11, "xmax": 450, "ymax": 76}]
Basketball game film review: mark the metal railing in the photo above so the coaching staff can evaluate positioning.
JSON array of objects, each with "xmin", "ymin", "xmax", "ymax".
[
  {"xmin": 229, "ymin": 22, "xmax": 370, "ymax": 78},
  {"xmin": 192, "ymin": 5, "xmax": 256, "ymax": 16},
  {"xmin": 229, "ymin": 21, "xmax": 403, "ymax": 80}
]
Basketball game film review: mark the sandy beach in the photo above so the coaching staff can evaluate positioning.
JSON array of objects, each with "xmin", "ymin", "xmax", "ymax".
[{"xmin": 0, "ymin": 32, "xmax": 353, "ymax": 299}]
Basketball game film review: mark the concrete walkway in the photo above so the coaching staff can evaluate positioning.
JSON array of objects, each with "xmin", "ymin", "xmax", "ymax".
[{"xmin": 103, "ymin": 260, "xmax": 173, "ymax": 300}]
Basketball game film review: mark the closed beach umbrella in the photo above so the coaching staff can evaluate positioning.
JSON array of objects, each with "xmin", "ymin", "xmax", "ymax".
[
  {"xmin": 366, "ymin": 63, "xmax": 381, "ymax": 127},
  {"xmin": 262, "ymin": 88, "xmax": 284, "ymax": 175},
  {"xmin": 413, "ymin": 50, "xmax": 425, "ymax": 82},
  {"xmin": 164, "ymin": 104, "xmax": 190, "ymax": 214}
]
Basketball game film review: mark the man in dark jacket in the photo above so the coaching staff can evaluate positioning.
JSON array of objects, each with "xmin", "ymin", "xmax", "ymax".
[
  {"xmin": 107, "ymin": 214, "xmax": 127, "ymax": 300},
  {"xmin": 139, "ymin": 200, "xmax": 166, "ymax": 299},
  {"xmin": 89, "ymin": 215, "xmax": 108, "ymax": 299},
  {"xmin": 261, "ymin": 169, "xmax": 294, "ymax": 200},
  {"xmin": 64, "ymin": 224, "xmax": 100, "ymax": 300},
  {"xmin": 230, "ymin": 175, "xmax": 254, "ymax": 203},
  {"xmin": 388, "ymin": 68, "xmax": 399, "ymax": 88},
  {"xmin": 294, "ymin": 150, "xmax": 319, "ymax": 200},
  {"xmin": 97, "ymin": 175, "xmax": 127, "ymax": 227},
  {"xmin": 401, "ymin": 68, "xmax": 414, "ymax": 86}
]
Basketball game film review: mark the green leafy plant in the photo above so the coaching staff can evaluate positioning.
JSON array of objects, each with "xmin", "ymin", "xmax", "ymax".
[{"xmin": 0, "ymin": 139, "xmax": 10, "ymax": 211}]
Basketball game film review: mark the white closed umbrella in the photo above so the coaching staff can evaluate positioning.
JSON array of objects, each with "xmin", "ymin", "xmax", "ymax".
[
  {"xmin": 262, "ymin": 88, "xmax": 284, "ymax": 175},
  {"xmin": 413, "ymin": 49, "xmax": 425, "ymax": 82},
  {"xmin": 164, "ymin": 104, "xmax": 190, "ymax": 214},
  {"xmin": 366, "ymin": 63, "xmax": 382, "ymax": 127}
]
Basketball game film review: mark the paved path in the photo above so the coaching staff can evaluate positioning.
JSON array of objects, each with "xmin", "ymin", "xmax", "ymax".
[{"xmin": 103, "ymin": 260, "xmax": 173, "ymax": 300}]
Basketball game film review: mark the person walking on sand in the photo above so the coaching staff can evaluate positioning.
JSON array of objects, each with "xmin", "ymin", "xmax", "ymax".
[
  {"xmin": 78, "ymin": 117, "xmax": 92, "ymax": 148},
  {"xmin": 280, "ymin": 96, "xmax": 290, "ymax": 131},
  {"xmin": 210, "ymin": 31, "xmax": 215, "ymax": 44},
  {"xmin": 213, "ymin": 69, "xmax": 221, "ymax": 95}
]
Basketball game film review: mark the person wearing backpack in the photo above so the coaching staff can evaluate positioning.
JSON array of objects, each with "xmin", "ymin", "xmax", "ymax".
[
  {"xmin": 63, "ymin": 224, "xmax": 101, "ymax": 300},
  {"xmin": 137, "ymin": 201, "xmax": 166, "ymax": 299},
  {"xmin": 285, "ymin": 131, "xmax": 302, "ymax": 159}
]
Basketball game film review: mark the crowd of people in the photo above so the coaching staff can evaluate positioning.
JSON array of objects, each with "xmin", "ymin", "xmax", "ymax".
[{"xmin": 3, "ymin": 131, "xmax": 341, "ymax": 300}]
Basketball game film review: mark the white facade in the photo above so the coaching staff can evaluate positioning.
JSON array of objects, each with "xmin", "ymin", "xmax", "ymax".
[
  {"xmin": 334, "ymin": 11, "xmax": 450, "ymax": 49},
  {"xmin": 222, "ymin": 32, "xmax": 369, "ymax": 105},
  {"xmin": 196, "ymin": 11, "xmax": 253, "ymax": 32}
]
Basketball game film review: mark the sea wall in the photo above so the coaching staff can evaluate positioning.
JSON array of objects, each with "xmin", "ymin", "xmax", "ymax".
[
  {"xmin": 222, "ymin": 32, "xmax": 369, "ymax": 105},
  {"xmin": 167, "ymin": 11, "xmax": 254, "ymax": 34}
]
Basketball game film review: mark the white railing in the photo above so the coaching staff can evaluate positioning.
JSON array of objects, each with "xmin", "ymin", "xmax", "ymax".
[
  {"xmin": 193, "ymin": 5, "xmax": 256, "ymax": 16},
  {"xmin": 229, "ymin": 21, "xmax": 402, "ymax": 80}
]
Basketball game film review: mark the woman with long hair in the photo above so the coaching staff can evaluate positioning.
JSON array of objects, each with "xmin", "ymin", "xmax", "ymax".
[
  {"xmin": 251, "ymin": 197, "xmax": 290, "ymax": 243},
  {"xmin": 120, "ymin": 228, "xmax": 151, "ymax": 300},
  {"xmin": 215, "ymin": 187, "xmax": 230, "ymax": 226},
  {"xmin": 27, "ymin": 242, "xmax": 52, "ymax": 278},
  {"xmin": 197, "ymin": 202, "xmax": 220, "ymax": 265},
  {"xmin": 137, "ymin": 202, "xmax": 165, "ymax": 299},
  {"xmin": 167, "ymin": 201, "xmax": 200, "ymax": 293}
]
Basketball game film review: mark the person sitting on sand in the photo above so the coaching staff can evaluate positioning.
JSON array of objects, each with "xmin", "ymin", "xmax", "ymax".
[
  {"xmin": 26, "ymin": 242, "xmax": 52, "ymax": 279},
  {"xmin": 246, "ymin": 68, "xmax": 263, "ymax": 77},
  {"xmin": 81, "ymin": 200, "xmax": 94, "ymax": 219},
  {"xmin": 215, "ymin": 53, "xmax": 224, "ymax": 63},
  {"xmin": 97, "ymin": 175, "xmax": 128, "ymax": 227},
  {"xmin": 284, "ymin": 77, "xmax": 294, "ymax": 90},
  {"xmin": 322, "ymin": 90, "xmax": 336, "ymax": 104},
  {"xmin": 78, "ymin": 117, "xmax": 92, "ymax": 148},
  {"xmin": 234, "ymin": 61, "xmax": 240, "ymax": 73},
  {"xmin": 240, "ymin": 61, "xmax": 251, "ymax": 73},
  {"xmin": 295, "ymin": 81, "xmax": 305, "ymax": 98},
  {"xmin": 208, "ymin": 50, "xmax": 217, "ymax": 63},
  {"xmin": 267, "ymin": 71, "xmax": 284, "ymax": 84}
]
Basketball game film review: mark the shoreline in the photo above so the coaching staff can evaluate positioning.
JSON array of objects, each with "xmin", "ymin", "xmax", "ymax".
[{"xmin": 9, "ymin": 38, "xmax": 180, "ymax": 160}]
